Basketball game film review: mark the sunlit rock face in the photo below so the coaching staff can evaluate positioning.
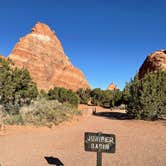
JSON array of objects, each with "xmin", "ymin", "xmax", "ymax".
[
  {"xmin": 9, "ymin": 22, "xmax": 90, "ymax": 91},
  {"xmin": 107, "ymin": 83, "xmax": 118, "ymax": 91},
  {"xmin": 138, "ymin": 50, "xmax": 166, "ymax": 79}
]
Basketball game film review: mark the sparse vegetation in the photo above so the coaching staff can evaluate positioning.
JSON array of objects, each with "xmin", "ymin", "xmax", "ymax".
[{"xmin": 4, "ymin": 98, "xmax": 81, "ymax": 127}]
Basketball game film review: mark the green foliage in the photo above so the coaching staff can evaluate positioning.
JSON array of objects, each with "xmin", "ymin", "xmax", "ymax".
[
  {"xmin": 48, "ymin": 86, "xmax": 123, "ymax": 109},
  {"xmin": 38, "ymin": 89, "xmax": 48, "ymax": 99},
  {"xmin": 110, "ymin": 89, "xmax": 123, "ymax": 107},
  {"xmin": 90, "ymin": 88, "xmax": 103, "ymax": 106},
  {"xmin": 126, "ymin": 70, "xmax": 166, "ymax": 120},
  {"xmin": 90, "ymin": 88, "xmax": 122, "ymax": 108},
  {"xmin": 122, "ymin": 82, "xmax": 132, "ymax": 105},
  {"xmin": 76, "ymin": 88, "xmax": 91, "ymax": 104},
  {"xmin": 48, "ymin": 87, "xmax": 79, "ymax": 107},
  {"xmin": 101, "ymin": 90, "xmax": 113, "ymax": 107},
  {"xmin": 0, "ymin": 58, "xmax": 38, "ymax": 113}
]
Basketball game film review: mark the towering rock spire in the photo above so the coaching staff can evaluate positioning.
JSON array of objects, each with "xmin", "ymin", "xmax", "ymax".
[
  {"xmin": 107, "ymin": 82, "xmax": 118, "ymax": 91},
  {"xmin": 9, "ymin": 22, "xmax": 90, "ymax": 91}
]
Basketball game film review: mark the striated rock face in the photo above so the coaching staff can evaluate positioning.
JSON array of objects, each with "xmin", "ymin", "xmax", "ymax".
[
  {"xmin": 107, "ymin": 83, "xmax": 118, "ymax": 91},
  {"xmin": 9, "ymin": 22, "xmax": 90, "ymax": 91},
  {"xmin": 138, "ymin": 50, "xmax": 166, "ymax": 79}
]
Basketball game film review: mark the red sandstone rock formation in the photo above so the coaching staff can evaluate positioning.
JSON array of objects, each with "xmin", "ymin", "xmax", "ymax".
[
  {"xmin": 107, "ymin": 83, "xmax": 118, "ymax": 91},
  {"xmin": 9, "ymin": 22, "xmax": 90, "ymax": 91},
  {"xmin": 0, "ymin": 55, "xmax": 5, "ymax": 59},
  {"xmin": 138, "ymin": 50, "xmax": 166, "ymax": 79}
]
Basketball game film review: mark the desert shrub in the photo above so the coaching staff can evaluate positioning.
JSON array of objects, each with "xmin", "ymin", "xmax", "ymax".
[
  {"xmin": 122, "ymin": 82, "xmax": 132, "ymax": 105},
  {"xmin": 4, "ymin": 113, "xmax": 25, "ymax": 125},
  {"xmin": 76, "ymin": 88, "xmax": 91, "ymax": 104},
  {"xmin": 90, "ymin": 88, "xmax": 123, "ymax": 108},
  {"xmin": 38, "ymin": 89, "xmax": 48, "ymax": 99},
  {"xmin": 110, "ymin": 89, "xmax": 123, "ymax": 107},
  {"xmin": 101, "ymin": 90, "xmax": 113, "ymax": 107},
  {"xmin": 48, "ymin": 87, "xmax": 79, "ymax": 106},
  {"xmin": 126, "ymin": 70, "xmax": 166, "ymax": 120},
  {"xmin": 90, "ymin": 88, "xmax": 104, "ymax": 106},
  {"xmin": 18, "ymin": 98, "xmax": 81, "ymax": 127},
  {"xmin": 0, "ymin": 58, "xmax": 38, "ymax": 113}
]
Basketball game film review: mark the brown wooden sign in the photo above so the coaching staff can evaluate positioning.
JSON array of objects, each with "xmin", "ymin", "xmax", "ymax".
[{"xmin": 84, "ymin": 132, "xmax": 116, "ymax": 153}]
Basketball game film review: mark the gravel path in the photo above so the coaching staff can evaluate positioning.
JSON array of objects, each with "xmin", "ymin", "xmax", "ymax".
[{"xmin": 0, "ymin": 108, "xmax": 166, "ymax": 166}]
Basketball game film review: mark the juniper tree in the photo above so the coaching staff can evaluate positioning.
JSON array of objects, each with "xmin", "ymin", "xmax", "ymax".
[
  {"xmin": 126, "ymin": 70, "xmax": 166, "ymax": 120},
  {"xmin": 0, "ymin": 57, "xmax": 38, "ymax": 113}
]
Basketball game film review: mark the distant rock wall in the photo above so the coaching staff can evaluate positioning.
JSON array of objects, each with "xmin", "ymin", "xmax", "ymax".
[
  {"xmin": 138, "ymin": 50, "xmax": 166, "ymax": 79},
  {"xmin": 9, "ymin": 22, "xmax": 90, "ymax": 91}
]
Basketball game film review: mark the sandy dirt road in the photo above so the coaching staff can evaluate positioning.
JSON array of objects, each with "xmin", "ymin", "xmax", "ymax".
[{"xmin": 0, "ymin": 107, "xmax": 166, "ymax": 166}]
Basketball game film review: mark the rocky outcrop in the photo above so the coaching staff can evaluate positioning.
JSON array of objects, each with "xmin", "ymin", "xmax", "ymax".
[
  {"xmin": 107, "ymin": 83, "xmax": 118, "ymax": 91},
  {"xmin": 138, "ymin": 50, "xmax": 166, "ymax": 79},
  {"xmin": 9, "ymin": 22, "xmax": 90, "ymax": 91},
  {"xmin": 0, "ymin": 55, "xmax": 5, "ymax": 59}
]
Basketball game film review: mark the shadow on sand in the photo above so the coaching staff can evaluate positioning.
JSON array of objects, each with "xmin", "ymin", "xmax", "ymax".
[
  {"xmin": 44, "ymin": 156, "xmax": 64, "ymax": 166},
  {"xmin": 93, "ymin": 111, "xmax": 166, "ymax": 126},
  {"xmin": 93, "ymin": 111, "xmax": 131, "ymax": 120}
]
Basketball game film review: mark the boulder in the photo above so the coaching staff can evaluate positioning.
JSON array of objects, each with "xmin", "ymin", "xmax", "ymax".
[{"xmin": 138, "ymin": 50, "xmax": 166, "ymax": 79}]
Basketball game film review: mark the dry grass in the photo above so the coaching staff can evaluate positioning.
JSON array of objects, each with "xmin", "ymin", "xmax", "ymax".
[{"xmin": 4, "ymin": 98, "xmax": 81, "ymax": 127}]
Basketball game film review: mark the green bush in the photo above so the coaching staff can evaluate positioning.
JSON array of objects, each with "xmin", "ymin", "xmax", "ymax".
[
  {"xmin": 48, "ymin": 87, "xmax": 79, "ymax": 107},
  {"xmin": 90, "ymin": 88, "xmax": 122, "ymax": 108},
  {"xmin": 126, "ymin": 70, "xmax": 166, "ymax": 120},
  {"xmin": 0, "ymin": 58, "xmax": 38, "ymax": 113},
  {"xmin": 122, "ymin": 82, "xmax": 132, "ymax": 105},
  {"xmin": 90, "ymin": 88, "xmax": 103, "ymax": 106},
  {"xmin": 101, "ymin": 90, "xmax": 113, "ymax": 107},
  {"xmin": 76, "ymin": 88, "xmax": 91, "ymax": 104},
  {"xmin": 38, "ymin": 89, "xmax": 48, "ymax": 99},
  {"xmin": 110, "ymin": 89, "xmax": 123, "ymax": 107}
]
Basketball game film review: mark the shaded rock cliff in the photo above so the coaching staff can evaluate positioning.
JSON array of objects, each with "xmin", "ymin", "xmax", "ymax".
[
  {"xmin": 9, "ymin": 22, "xmax": 90, "ymax": 91},
  {"xmin": 138, "ymin": 50, "xmax": 166, "ymax": 79}
]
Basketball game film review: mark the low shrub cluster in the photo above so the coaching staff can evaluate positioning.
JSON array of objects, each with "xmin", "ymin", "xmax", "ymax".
[
  {"xmin": 76, "ymin": 88, "xmax": 91, "ymax": 104},
  {"xmin": 4, "ymin": 98, "xmax": 80, "ymax": 127},
  {"xmin": 76, "ymin": 88, "xmax": 123, "ymax": 108},
  {"xmin": 48, "ymin": 87, "xmax": 79, "ymax": 107}
]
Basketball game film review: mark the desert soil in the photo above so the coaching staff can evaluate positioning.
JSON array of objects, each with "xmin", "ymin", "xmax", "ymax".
[{"xmin": 0, "ymin": 105, "xmax": 166, "ymax": 166}]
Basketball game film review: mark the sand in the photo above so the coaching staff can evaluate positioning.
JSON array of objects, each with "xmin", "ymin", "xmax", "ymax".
[{"xmin": 0, "ymin": 106, "xmax": 166, "ymax": 166}]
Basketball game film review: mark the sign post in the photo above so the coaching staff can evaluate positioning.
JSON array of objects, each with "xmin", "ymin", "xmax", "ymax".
[
  {"xmin": 97, "ymin": 151, "xmax": 102, "ymax": 166},
  {"xmin": 84, "ymin": 132, "xmax": 116, "ymax": 166}
]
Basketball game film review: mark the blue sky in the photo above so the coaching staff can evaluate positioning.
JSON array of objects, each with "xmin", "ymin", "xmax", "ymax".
[{"xmin": 0, "ymin": 0, "xmax": 166, "ymax": 90}]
